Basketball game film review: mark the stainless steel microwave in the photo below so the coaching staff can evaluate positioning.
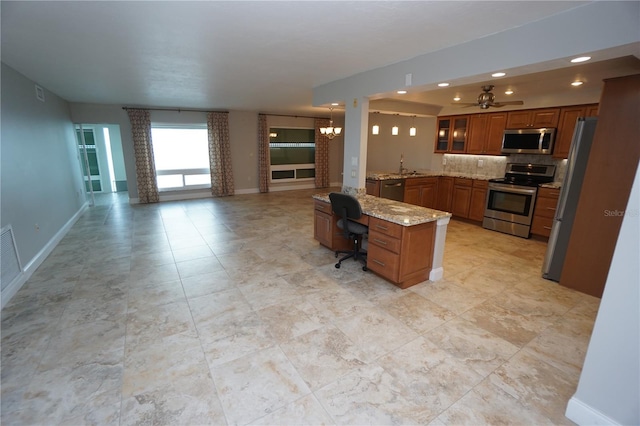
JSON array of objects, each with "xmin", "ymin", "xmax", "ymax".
[{"xmin": 501, "ymin": 128, "xmax": 556, "ymax": 154}]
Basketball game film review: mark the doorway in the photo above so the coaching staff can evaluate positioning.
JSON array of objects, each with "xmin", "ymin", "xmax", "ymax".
[{"xmin": 75, "ymin": 124, "xmax": 128, "ymax": 202}]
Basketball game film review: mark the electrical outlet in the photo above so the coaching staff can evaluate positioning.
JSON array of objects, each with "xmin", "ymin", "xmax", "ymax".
[
  {"xmin": 478, "ymin": 159, "xmax": 484, "ymax": 168},
  {"xmin": 351, "ymin": 170, "xmax": 356, "ymax": 178},
  {"xmin": 34, "ymin": 223, "xmax": 40, "ymax": 231},
  {"xmin": 442, "ymin": 157, "xmax": 447, "ymax": 165}
]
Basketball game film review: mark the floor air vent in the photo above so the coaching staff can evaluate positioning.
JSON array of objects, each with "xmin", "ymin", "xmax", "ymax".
[{"xmin": 1, "ymin": 225, "xmax": 22, "ymax": 292}]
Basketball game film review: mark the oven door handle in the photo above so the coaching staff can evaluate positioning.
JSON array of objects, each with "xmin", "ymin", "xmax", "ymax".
[{"xmin": 488, "ymin": 183, "xmax": 537, "ymax": 195}]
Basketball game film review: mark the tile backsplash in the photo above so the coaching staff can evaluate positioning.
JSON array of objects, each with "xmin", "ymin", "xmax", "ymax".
[
  {"xmin": 442, "ymin": 154, "xmax": 508, "ymax": 178},
  {"xmin": 442, "ymin": 153, "xmax": 567, "ymax": 182}
]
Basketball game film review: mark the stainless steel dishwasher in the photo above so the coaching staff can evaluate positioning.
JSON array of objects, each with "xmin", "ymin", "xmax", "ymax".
[{"xmin": 379, "ymin": 179, "xmax": 405, "ymax": 202}]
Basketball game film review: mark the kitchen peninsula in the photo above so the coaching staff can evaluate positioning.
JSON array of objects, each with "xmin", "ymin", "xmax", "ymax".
[{"xmin": 313, "ymin": 193, "xmax": 451, "ymax": 289}]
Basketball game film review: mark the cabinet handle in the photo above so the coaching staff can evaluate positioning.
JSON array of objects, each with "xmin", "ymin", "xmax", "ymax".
[
  {"xmin": 545, "ymin": 207, "xmax": 556, "ymax": 210},
  {"xmin": 372, "ymin": 259, "xmax": 385, "ymax": 266},
  {"xmin": 373, "ymin": 238, "xmax": 388, "ymax": 245},
  {"xmin": 543, "ymin": 226, "xmax": 552, "ymax": 230},
  {"xmin": 375, "ymin": 224, "xmax": 389, "ymax": 231}
]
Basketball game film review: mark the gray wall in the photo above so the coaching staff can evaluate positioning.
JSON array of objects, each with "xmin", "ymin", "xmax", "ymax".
[
  {"xmin": 1, "ymin": 63, "xmax": 85, "ymax": 266},
  {"xmin": 366, "ymin": 113, "xmax": 436, "ymax": 173}
]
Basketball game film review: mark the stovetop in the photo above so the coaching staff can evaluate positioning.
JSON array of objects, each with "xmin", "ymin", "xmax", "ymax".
[{"xmin": 490, "ymin": 163, "xmax": 556, "ymax": 187}]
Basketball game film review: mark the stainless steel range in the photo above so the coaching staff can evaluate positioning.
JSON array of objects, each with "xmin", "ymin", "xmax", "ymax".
[{"xmin": 483, "ymin": 163, "xmax": 556, "ymax": 238}]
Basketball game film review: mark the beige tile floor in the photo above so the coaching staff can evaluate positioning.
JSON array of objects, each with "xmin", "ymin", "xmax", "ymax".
[{"xmin": 1, "ymin": 188, "xmax": 600, "ymax": 425}]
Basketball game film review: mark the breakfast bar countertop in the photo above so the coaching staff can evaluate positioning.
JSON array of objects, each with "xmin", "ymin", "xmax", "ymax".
[{"xmin": 312, "ymin": 193, "xmax": 451, "ymax": 226}]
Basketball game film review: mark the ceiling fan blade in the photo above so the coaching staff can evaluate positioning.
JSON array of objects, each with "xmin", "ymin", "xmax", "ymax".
[
  {"xmin": 451, "ymin": 102, "xmax": 479, "ymax": 107},
  {"xmin": 495, "ymin": 100, "xmax": 524, "ymax": 106}
]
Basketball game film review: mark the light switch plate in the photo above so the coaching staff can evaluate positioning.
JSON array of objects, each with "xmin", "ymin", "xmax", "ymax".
[
  {"xmin": 351, "ymin": 170, "xmax": 356, "ymax": 178},
  {"xmin": 351, "ymin": 156, "xmax": 358, "ymax": 166}
]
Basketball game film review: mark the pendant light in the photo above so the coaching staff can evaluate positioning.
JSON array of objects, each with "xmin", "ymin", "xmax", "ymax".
[
  {"xmin": 371, "ymin": 112, "xmax": 380, "ymax": 135},
  {"xmin": 409, "ymin": 116, "xmax": 417, "ymax": 137},
  {"xmin": 319, "ymin": 107, "xmax": 342, "ymax": 139}
]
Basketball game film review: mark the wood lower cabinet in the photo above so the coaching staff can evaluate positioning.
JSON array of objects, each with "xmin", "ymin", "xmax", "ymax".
[
  {"xmin": 468, "ymin": 180, "xmax": 488, "ymax": 222},
  {"xmin": 531, "ymin": 187, "xmax": 560, "ymax": 237},
  {"xmin": 366, "ymin": 217, "xmax": 435, "ymax": 289},
  {"xmin": 313, "ymin": 200, "xmax": 355, "ymax": 252},
  {"xmin": 506, "ymin": 108, "xmax": 560, "ymax": 129},
  {"xmin": 553, "ymin": 104, "xmax": 599, "ymax": 159},
  {"xmin": 436, "ymin": 177, "xmax": 453, "ymax": 211},
  {"xmin": 451, "ymin": 178, "xmax": 473, "ymax": 217},
  {"xmin": 366, "ymin": 179, "xmax": 380, "ymax": 196},
  {"xmin": 404, "ymin": 177, "xmax": 438, "ymax": 208}
]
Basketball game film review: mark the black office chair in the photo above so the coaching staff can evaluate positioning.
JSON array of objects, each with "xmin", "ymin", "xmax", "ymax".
[{"xmin": 329, "ymin": 192, "xmax": 368, "ymax": 271}]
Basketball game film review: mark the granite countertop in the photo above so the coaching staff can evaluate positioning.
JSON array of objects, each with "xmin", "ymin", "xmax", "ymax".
[
  {"xmin": 366, "ymin": 171, "xmax": 499, "ymax": 181},
  {"xmin": 540, "ymin": 182, "xmax": 562, "ymax": 189},
  {"xmin": 313, "ymin": 193, "xmax": 451, "ymax": 226}
]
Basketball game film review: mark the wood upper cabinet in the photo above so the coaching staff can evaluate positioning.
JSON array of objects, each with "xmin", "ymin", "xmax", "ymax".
[
  {"xmin": 434, "ymin": 115, "xmax": 469, "ymax": 153},
  {"xmin": 404, "ymin": 177, "xmax": 438, "ymax": 209},
  {"xmin": 468, "ymin": 180, "xmax": 489, "ymax": 222},
  {"xmin": 506, "ymin": 108, "xmax": 560, "ymax": 129},
  {"xmin": 553, "ymin": 104, "xmax": 599, "ymax": 159},
  {"xmin": 467, "ymin": 112, "xmax": 507, "ymax": 155},
  {"xmin": 436, "ymin": 177, "xmax": 454, "ymax": 211}
]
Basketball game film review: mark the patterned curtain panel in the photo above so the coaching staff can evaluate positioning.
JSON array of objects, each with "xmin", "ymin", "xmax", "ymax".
[
  {"xmin": 126, "ymin": 108, "xmax": 159, "ymax": 203},
  {"xmin": 315, "ymin": 118, "xmax": 330, "ymax": 188},
  {"xmin": 257, "ymin": 114, "xmax": 270, "ymax": 193},
  {"xmin": 207, "ymin": 112, "xmax": 235, "ymax": 197}
]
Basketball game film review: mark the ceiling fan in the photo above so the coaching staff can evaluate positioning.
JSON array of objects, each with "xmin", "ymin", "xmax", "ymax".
[{"xmin": 454, "ymin": 85, "xmax": 524, "ymax": 109}]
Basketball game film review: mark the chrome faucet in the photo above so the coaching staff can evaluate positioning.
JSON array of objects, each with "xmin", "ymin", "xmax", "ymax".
[{"xmin": 399, "ymin": 154, "xmax": 408, "ymax": 175}]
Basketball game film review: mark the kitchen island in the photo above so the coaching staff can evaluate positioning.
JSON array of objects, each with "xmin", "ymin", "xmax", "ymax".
[{"xmin": 313, "ymin": 193, "xmax": 451, "ymax": 289}]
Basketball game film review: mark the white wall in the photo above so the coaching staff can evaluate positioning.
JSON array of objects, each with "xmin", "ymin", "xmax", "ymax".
[
  {"xmin": 566, "ymin": 164, "xmax": 640, "ymax": 425},
  {"xmin": 1, "ymin": 63, "xmax": 86, "ymax": 305}
]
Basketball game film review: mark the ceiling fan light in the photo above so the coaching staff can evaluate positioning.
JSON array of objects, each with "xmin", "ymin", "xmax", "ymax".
[{"xmin": 372, "ymin": 125, "xmax": 379, "ymax": 135}]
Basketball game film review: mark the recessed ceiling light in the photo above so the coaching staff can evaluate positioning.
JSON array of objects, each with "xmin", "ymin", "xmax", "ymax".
[
  {"xmin": 438, "ymin": 82, "xmax": 450, "ymax": 87},
  {"xmin": 397, "ymin": 90, "xmax": 407, "ymax": 94},
  {"xmin": 571, "ymin": 56, "xmax": 591, "ymax": 63},
  {"xmin": 571, "ymin": 81, "xmax": 584, "ymax": 86},
  {"xmin": 331, "ymin": 102, "xmax": 339, "ymax": 106},
  {"xmin": 492, "ymin": 72, "xmax": 506, "ymax": 78},
  {"xmin": 505, "ymin": 90, "xmax": 514, "ymax": 95},
  {"xmin": 453, "ymin": 96, "xmax": 461, "ymax": 101}
]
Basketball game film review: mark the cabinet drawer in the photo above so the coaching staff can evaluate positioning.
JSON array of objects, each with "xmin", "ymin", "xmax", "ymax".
[
  {"xmin": 369, "ymin": 217, "xmax": 403, "ymax": 239},
  {"xmin": 405, "ymin": 177, "xmax": 436, "ymax": 187},
  {"xmin": 454, "ymin": 177, "xmax": 473, "ymax": 187},
  {"xmin": 368, "ymin": 230, "xmax": 401, "ymax": 254},
  {"xmin": 538, "ymin": 187, "xmax": 560, "ymax": 198},
  {"xmin": 366, "ymin": 244, "xmax": 400, "ymax": 282},
  {"xmin": 534, "ymin": 196, "xmax": 559, "ymax": 218},
  {"xmin": 472, "ymin": 179, "xmax": 488, "ymax": 188},
  {"xmin": 531, "ymin": 215, "xmax": 554, "ymax": 237},
  {"xmin": 314, "ymin": 200, "xmax": 332, "ymax": 214}
]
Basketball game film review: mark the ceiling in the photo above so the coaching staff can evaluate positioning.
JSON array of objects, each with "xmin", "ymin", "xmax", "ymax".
[{"xmin": 2, "ymin": 1, "xmax": 638, "ymax": 116}]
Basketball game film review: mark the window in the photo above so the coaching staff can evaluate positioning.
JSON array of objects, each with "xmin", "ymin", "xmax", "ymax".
[
  {"xmin": 151, "ymin": 126, "xmax": 210, "ymax": 191},
  {"xmin": 269, "ymin": 128, "xmax": 315, "ymax": 182},
  {"xmin": 76, "ymin": 128, "xmax": 102, "ymax": 192}
]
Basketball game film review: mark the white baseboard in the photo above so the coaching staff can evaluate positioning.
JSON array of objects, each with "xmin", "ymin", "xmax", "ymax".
[
  {"xmin": 566, "ymin": 396, "xmax": 621, "ymax": 425},
  {"xmin": 1, "ymin": 202, "xmax": 89, "ymax": 310},
  {"xmin": 429, "ymin": 267, "xmax": 444, "ymax": 281}
]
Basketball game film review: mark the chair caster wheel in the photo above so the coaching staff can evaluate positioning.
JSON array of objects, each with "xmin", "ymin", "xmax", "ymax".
[
  {"xmin": 334, "ymin": 253, "xmax": 338, "ymax": 258},
  {"xmin": 335, "ymin": 263, "xmax": 341, "ymax": 269},
  {"xmin": 362, "ymin": 266, "xmax": 367, "ymax": 271}
]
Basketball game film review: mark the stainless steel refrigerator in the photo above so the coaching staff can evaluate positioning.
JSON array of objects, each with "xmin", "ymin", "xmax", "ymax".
[{"xmin": 542, "ymin": 117, "xmax": 598, "ymax": 281}]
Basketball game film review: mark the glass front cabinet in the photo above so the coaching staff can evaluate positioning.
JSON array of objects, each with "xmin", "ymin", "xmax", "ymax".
[{"xmin": 434, "ymin": 115, "xmax": 468, "ymax": 153}]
